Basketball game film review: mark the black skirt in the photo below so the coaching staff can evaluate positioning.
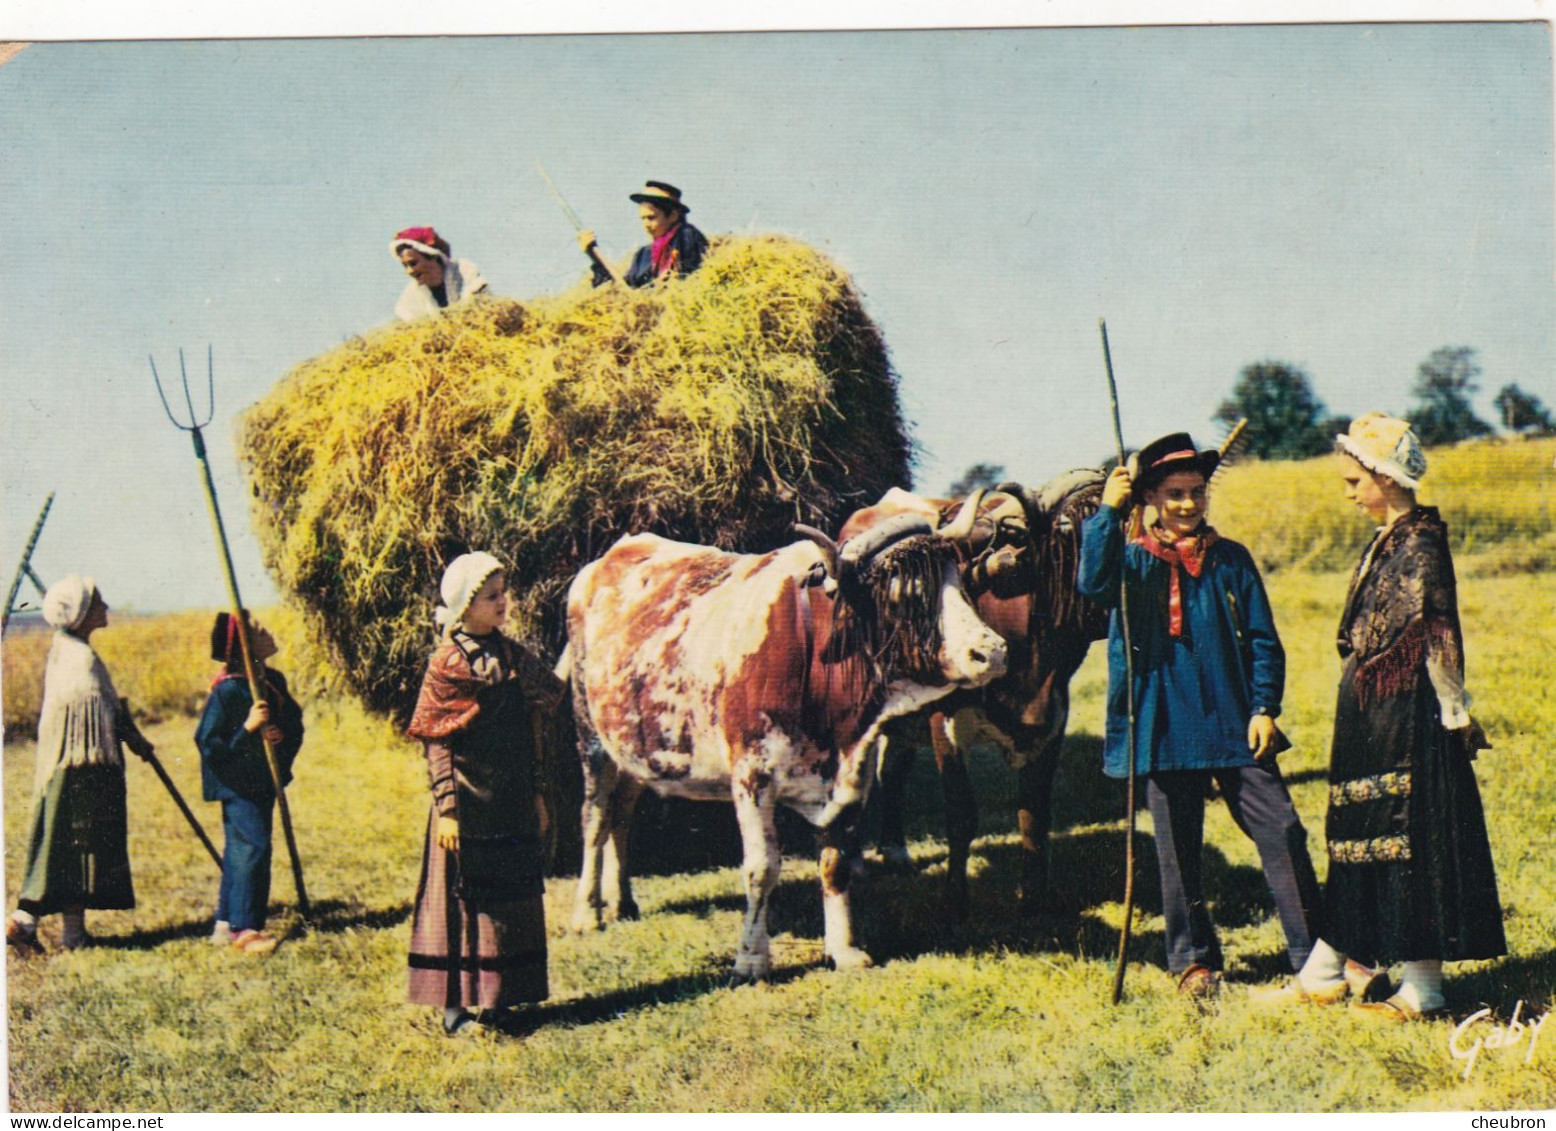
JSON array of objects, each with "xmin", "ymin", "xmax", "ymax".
[{"xmin": 1322, "ymin": 657, "xmax": 1505, "ymax": 964}]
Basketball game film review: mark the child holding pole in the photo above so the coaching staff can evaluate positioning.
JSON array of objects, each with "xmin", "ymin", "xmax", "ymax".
[
  {"xmin": 7, "ymin": 576, "xmax": 151, "ymax": 953},
  {"xmin": 1077, "ymin": 433, "xmax": 1325, "ymax": 999},
  {"xmin": 405, "ymin": 552, "xmax": 566, "ymax": 1036},
  {"xmin": 195, "ymin": 612, "xmax": 304, "ymax": 955}
]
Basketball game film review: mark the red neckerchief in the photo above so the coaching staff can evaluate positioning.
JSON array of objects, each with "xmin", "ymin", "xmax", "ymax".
[
  {"xmin": 650, "ymin": 223, "xmax": 682, "ymax": 277},
  {"xmin": 1135, "ymin": 522, "xmax": 1219, "ymax": 637}
]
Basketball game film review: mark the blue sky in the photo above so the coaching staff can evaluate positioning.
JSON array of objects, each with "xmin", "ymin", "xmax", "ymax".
[{"xmin": 1, "ymin": 19, "xmax": 1552, "ymax": 613}]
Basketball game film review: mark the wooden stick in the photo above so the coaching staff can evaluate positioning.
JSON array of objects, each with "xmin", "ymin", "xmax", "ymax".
[
  {"xmin": 1099, "ymin": 318, "xmax": 1139, "ymax": 1006},
  {"xmin": 187, "ymin": 425, "xmax": 311, "ymax": 920}
]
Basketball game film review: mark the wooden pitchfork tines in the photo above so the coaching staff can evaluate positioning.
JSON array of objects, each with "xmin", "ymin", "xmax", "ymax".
[{"xmin": 150, "ymin": 346, "xmax": 312, "ymax": 920}]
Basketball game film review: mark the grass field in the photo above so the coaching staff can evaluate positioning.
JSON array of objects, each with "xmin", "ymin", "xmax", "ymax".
[{"xmin": 5, "ymin": 560, "xmax": 1553, "ymax": 1113}]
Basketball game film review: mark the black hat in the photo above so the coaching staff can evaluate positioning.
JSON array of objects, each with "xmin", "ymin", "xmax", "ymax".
[
  {"xmin": 1128, "ymin": 432, "xmax": 1220, "ymax": 502},
  {"xmin": 629, "ymin": 180, "xmax": 689, "ymax": 215}
]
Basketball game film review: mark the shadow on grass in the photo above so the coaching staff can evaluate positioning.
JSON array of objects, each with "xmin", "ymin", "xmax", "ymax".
[
  {"xmin": 530, "ymin": 962, "xmax": 815, "ymax": 1031},
  {"xmin": 85, "ymin": 898, "xmax": 414, "ymax": 950},
  {"xmin": 558, "ymin": 726, "xmax": 1338, "ymax": 988}
]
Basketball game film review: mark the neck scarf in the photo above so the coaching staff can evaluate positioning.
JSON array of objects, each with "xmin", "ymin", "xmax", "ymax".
[
  {"xmin": 650, "ymin": 222, "xmax": 682, "ymax": 277},
  {"xmin": 1136, "ymin": 522, "xmax": 1219, "ymax": 637}
]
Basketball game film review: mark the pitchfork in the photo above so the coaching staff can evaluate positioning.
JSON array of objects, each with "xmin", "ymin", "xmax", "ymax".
[{"xmin": 151, "ymin": 347, "xmax": 311, "ymax": 919}]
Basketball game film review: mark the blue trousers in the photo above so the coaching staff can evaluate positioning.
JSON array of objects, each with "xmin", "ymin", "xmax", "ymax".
[
  {"xmin": 1146, "ymin": 762, "xmax": 1323, "ymax": 975},
  {"xmin": 216, "ymin": 796, "xmax": 274, "ymax": 932}
]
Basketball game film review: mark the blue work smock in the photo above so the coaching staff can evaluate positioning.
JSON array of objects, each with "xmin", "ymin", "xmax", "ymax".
[
  {"xmin": 196, "ymin": 670, "xmax": 304, "ymax": 804},
  {"xmin": 1077, "ymin": 504, "xmax": 1284, "ymax": 779}
]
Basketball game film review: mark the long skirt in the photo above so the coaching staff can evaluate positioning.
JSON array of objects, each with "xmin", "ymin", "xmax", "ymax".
[
  {"xmin": 407, "ymin": 807, "xmax": 548, "ymax": 1009},
  {"xmin": 1322, "ymin": 659, "xmax": 1505, "ymax": 965},
  {"xmin": 18, "ymin": 763, "xmax": 135, "ymax": 915}
]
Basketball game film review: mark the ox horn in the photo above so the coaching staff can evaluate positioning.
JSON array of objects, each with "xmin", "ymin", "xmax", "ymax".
[
  {"xmin": 996, "ymin": 479, "xmax": 1045, "ymax": 521},
  {"xmin": 839, "ymin": 513, "xmax": 934, "ymax": 574},
  {"xmin": 792, "ymin": 524, "xmax": 840, "ymax": 580},
  {"xmin": 938, "ymin": 487, "xmax": 986, "ymax": 544}
]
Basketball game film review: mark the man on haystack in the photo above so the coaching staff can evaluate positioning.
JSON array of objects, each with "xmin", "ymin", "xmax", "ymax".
[{"xmin": 581, "ymin": 180, "xmax": 707, "ymax": 288}]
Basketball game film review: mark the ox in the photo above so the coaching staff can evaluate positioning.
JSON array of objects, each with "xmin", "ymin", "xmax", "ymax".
[
  {"xmin": 564, "ymin": 496, "xmax": 1006, "ymax": 979},
  {"xmin": 839, "ymin": 470, "xmax": 1108, "ymax": 920}
]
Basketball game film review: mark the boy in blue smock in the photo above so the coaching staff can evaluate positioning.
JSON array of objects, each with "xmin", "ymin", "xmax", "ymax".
[
  {"xmin": 1077, "ymin": 433, "xmax": 1322, "ymax": 999},
  {"xmin": 195, "ymin": 612, "xmax": 304, "ymax": 955}
]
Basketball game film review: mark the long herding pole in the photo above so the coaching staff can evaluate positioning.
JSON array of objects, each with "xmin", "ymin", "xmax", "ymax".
[
  {"xmin": 151, "ymin": 347, "xmax": 310, "ymax": 919},
  {"xmin": 1098, "ymin": 319, "xmax": 1140, "ymax": 1006},
  {"xmin": 3, "ymin": 492, "xmax": 54, "ymax": 636}
]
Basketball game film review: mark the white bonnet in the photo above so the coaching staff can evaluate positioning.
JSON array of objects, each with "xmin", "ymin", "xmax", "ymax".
[
  {"xmin": 43, "ymin": 574, "xmax": 97, "ymax": 632},
  {"xmin": 1336, "ymin": 411, "xmax": 1427, "ymax": 491},
  {"xmin": 434, "ymin": 552, "xmax": 505, "ymax": 635}
]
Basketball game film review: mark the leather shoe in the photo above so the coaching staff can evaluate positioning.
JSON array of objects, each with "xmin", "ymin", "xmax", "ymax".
[
  {"xmin": 1343, "ymin": 959, "xmax": 1390, "ymax": 1002},
  {"xmin": 1177, "ymin": 963, "xmax": 1220, "ymax": 999},
  {"xmin": 6, "ymin": 918, "xmax": 43, "ymax": 955},
  {"xmin": 1248, "ymin": 977, "xmax": 1350, "ymax": 1007},
  {"xmin": 1350, "ymin": 993, "xmax": 1447, "ymax": 1022}
]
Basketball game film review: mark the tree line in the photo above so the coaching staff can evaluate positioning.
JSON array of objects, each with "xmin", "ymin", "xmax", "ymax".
[
  {"xmin": 946, "ymin": 345, "xmax": 1552, "ymax": 495},
  {"xmin": 1213, "ymin": 346, "xmax": 1555, "ymax": 461}
]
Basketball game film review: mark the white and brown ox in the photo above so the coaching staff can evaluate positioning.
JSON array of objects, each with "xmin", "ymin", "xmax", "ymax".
[
  {"xmin": 564, "ymin": 495, "xmax": 1006, "ymax": 979},
  {"xmin": 838, "ymin": 470, "xmax": 1108, "ymax": 920}
]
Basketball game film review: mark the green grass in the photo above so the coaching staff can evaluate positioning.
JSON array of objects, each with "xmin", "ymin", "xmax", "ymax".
[{"xmin": 5, "ymin": 567, "xmax": 1555, "ymax": 1112}]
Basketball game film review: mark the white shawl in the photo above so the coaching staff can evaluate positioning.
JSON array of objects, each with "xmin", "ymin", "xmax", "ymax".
[
  {"xmin": 394, "ymin": 258, "xmax": 489, "ymax": 323},
  {"xmin": 33, "ymin": 631, "xmax": 122, "ymax": 794}
]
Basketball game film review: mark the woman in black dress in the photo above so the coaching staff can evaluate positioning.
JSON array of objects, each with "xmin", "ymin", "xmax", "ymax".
[{"xmin": 1257, "ymin": 413, "xmax": 1504, "ymax": 1020}]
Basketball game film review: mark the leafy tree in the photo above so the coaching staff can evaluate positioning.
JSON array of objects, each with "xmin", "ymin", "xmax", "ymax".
[
  {"xmin": 947, "ymin": 462, "xmax": 1007, "ymax": 497},
  {"xmin": 1493, "ymin": 383, "xmax": 1556, "ymax": 436},
  {"xmin": 1214, "ymin": 361, "xmax": 1331, "ymax": 459},
  {"xmin": 1319, "ymin": 414, "xmax": 1353, "ymax": 443},
  {"xmin": 1408, "ymin": 346, "xmax": 1493, "ymax": 445}
]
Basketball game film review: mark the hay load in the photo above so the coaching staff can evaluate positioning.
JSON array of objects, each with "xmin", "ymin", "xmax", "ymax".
[{"xmin": 241, "ymin": 235, "xmax": 914, "ymax": 720}]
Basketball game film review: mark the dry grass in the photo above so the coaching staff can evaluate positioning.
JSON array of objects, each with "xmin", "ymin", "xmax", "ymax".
[
  {"xmin": 1210, "ymin": 435, "xmax": 1556, "ymax": 573},
  {"xmin": 240, "ymin": 235, "xmax": 912, "ymax": 719},
  {"xmin": 5, "ymin": 567, "xmax": 1553, "ymax": 1113},
  {"xmin": 2, "ymin": 606, "xmax": 327, "ymax": 741}
]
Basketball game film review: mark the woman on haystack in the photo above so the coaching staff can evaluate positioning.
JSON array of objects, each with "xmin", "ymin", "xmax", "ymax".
[
  {"xmin": 581, "ymin": 180, "xmax": 707, "ymax": 288},
  {"xmin": 391, "ymin": 226, "xmax": 489, "ymax": 322},
  {"xmin": 405, "ymin": 552, "xmax": 566, "ymax": 1037},
  {"xmin": 1255, "ymin": 413, "xmax": 1505, "ymax": 1020},
  {"xmin": 7, "ymin": 576, "xmax": 152, "ymax": 954}
]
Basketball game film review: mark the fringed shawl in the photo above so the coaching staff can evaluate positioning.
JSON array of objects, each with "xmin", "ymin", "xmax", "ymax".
[
  {"xmin": 1338, "ymin": 506, "xmax": 1465, "ymax": 709},
  {"xmin": 406, "ymin": 630, "xmax": 564, "ymax": 741},
  {"xmin": 33, "ymin": 631, "xmax": 122, "ymax": 793}
]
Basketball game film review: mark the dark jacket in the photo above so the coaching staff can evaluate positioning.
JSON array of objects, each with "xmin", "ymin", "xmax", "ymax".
[
  {"xmin": 592, "ymin": 222, "xmax": 708, "ymax": 288},
  {"xmin": 1078, "ymin": 504, "xmax": 1284, "ymax": 778},
  {"xmin": 196, "ymin": 670, "xmax": 304, "ymax": 803}
]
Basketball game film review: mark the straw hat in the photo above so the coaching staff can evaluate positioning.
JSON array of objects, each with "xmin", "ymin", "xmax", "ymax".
[{"xmin": 629, "ymin": 181, "xmax": 689, "ymax": 215}]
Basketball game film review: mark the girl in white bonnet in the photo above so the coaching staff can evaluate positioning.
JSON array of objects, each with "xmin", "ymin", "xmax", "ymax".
[
  {"xmin": 403, "ymin": 552, "xmax": 566, "ymax": 1036},
  {"xmin": 1255, "ymin": 413, "xmax": 1505, "ymax": 1019},
  {"xmin": 7, "ymin": 576, "xmax": 153, "ymax": 954}
]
